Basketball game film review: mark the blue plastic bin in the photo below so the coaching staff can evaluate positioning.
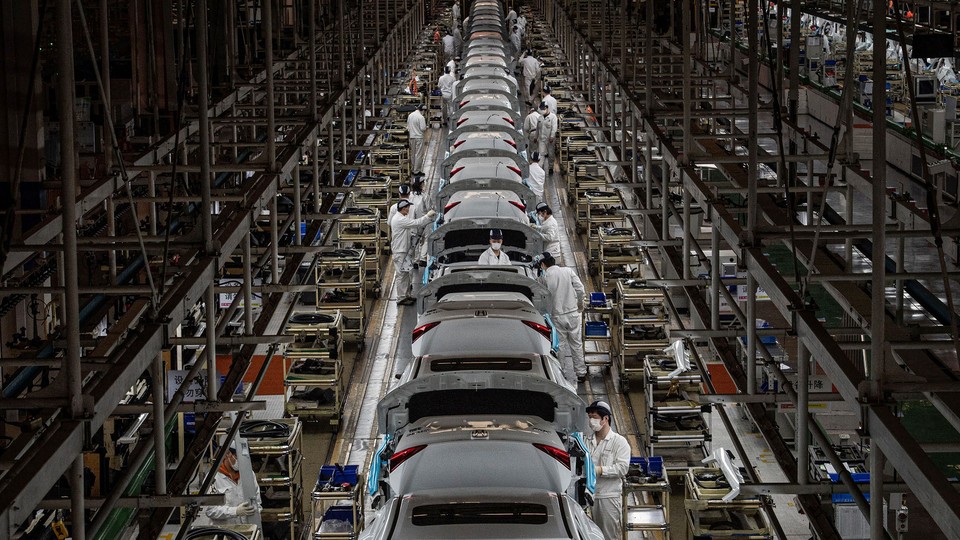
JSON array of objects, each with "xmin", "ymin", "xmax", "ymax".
[
  {"xmin": 322, "ymin": 505, "xmax": 356, "ymax": 525},
  {"xmin": 317, "ymin": 464, "xmax": 359, "ymax": 487},
  {"xmin": 589, "ymin": 292, "xmax": 606, "ymax": 307},
  {"xmin": 647, "ymin": 456, "xmax": 664, "ymax": 478},
  {"xmin": 584, "ymin": 321, "xmax": 608, "ymax": 337}
]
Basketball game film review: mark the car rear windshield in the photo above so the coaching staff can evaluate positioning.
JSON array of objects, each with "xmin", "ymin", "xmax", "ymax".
[
  {"xmin": 412, "ymin": 503, "xmax": 548, "ymax": 526},
  {"xmin": 430, "ymin": 357, "xmax": 533, "ymax": 372}
]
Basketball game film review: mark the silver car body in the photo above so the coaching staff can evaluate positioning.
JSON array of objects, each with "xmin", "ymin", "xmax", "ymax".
[
  {"xmin": 442, "ymin": 148, "xmax": 528, "ymax": 180},
  {"xmin": 427, "ymin": 216, "xmax": 542, "ymax": 264},
  {"xmin": 436, "ymin": 178, "xmax": 537, "ymax": 213},
  {"xmin": 360, "ymin": 487, "xmax": 604, "ymax": 540}
]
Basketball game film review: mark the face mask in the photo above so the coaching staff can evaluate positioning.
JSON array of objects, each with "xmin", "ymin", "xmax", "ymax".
[
  {"xmin": 230, "ymin": 456, "xmax": 241, "ymax": 471},
  {"xmin": 589, "ymin": 418, "xmax": 602, "ymax": 432},
  {"xmin": 491, "ymin": 242, "xmax": 502, "ymax": 250}
]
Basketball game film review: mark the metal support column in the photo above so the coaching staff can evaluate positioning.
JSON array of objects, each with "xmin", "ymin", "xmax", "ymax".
[
  {"xmin": 152, "ymin": 352, "xmax": 167, "ymax": 495},
  {"xmin": 797, "ymin": 339, "xmax": 810, "ymax": 484},
  {"xmin": 265, "ymin": 0, "xmax": 277, "ymax": 170},
  {"xmin": 198, "ymin": 0, "xmax": 217, "ymax": 398}
]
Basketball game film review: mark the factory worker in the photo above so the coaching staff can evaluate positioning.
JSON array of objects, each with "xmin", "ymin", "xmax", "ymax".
[
  {"xmin": 200, "ymin": 443, "xmax": 262, "ymax": 526},
  {"xmin": 519, "ymin": 51, "xmax": 542, "ymax": 104},
  {"xmin": 406, "ymin": 104, "xmax": 427, "ymax": 176},
  {"xmin": 537, "ymin": 252, "xmax": 586, "ymax": 383},
  {"xmin": 438, "ymin": 66, "xmax": 457, "ymax": 126},
  {"xmin": 452, "ymin": 25, "xmax": 463, "ymax": 55},
  {"xmin": 390, "ymin": 200, "xmax": 436, "ymax": 305},
  {"xmin": 531, "ymin": 202, "xmax": 561, "ymax": 262},
  {"xmin": 507, "ymin": 7, "xmax": 517, "ymax": 27},
  {"xmin": 537, "ymin": 101, "xmax": 558, "ymax": 174},
  {"xmin": 478, "ymin": 229, "xmax": 512, "ymax": 265},
  {"xmin": 585, "ymin": 400, "xmax": 631, "ymax": 540},
  {"xmin": 452, "ymin": 0, "xmax": 461, "ymax": 25},
  {"xmin": 442, "ymin": 31, "xmax": 456, "ymax": 61},
  {"xmin": 527, "ymin": 152, "xmax": 546, "ymax": 203},
  {"xmin": 542, "ymin": 86, "xmax": 558, "ymax": 115},
  {"xmin": 524, "ymin": 104, "xmax": 541, "ymax": 147},
  {"xmin": 388, "ymin": 183, "xmax": 418, "ymax": 226}
]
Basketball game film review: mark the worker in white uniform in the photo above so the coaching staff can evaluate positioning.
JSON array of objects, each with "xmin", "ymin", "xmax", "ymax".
[
  {"xmin": 510, "ymin": 25, "xmax": 522, "ymax": 59},
  {"xmin": 437, "ymin": 67, "xmax": 457, "ymax": 127},
  {"xmin": 537, "ymin": 251, "xmax": 586, "ymax": 383},
  {"xmin": 585, "ymin": 400, "xmax": 631, "ymax": 540},
  {"xmin": 452, "ymin": 1, "xmax": 461, "ymax": 27},
  {"xmin": 537, "ymin": 101, "xmax": 558, "ymax": 174},
  {"xmin": 452, "ymin": 25, "xmax": 462, "ymax": 56},
  {"xmin": 531, "ymin": 202, "xmax": 561, "ymax": 263},
  {"xmin": 442, "ymin": 32, "xmax": 456, "ymax": 61},
  {"xmin": 390, "ymin": 200, "xmax": 436, "ymax": 305},
  {"xmin": 524, "ymin": 104, "xmax": 540, "ymax": 148},
  {"xmin": 527, "ymin": 152, "xmax": 546, "ymax": 204},
  {"xmin": 406, "ymin": 104, "xmax": 427, "ymax": 175},
  {"xmin": 519, "ymin": 51, "xmax": 542, "ymax": 104},
  {"xmin": 446, "ymin": 57, "xmax": 458, "ymax": 78},
  {"xmin": 387, "ymin": 183, "xmax": 418, "ymax": 226},
  {"xmin": 200, "ymin": 444, "xmax": 263, "ymax": 526},
  {"xmin": 507, "ymin": 7, "xmax": 517, "ymax": 27},
  {"xmin": 478, "ymin": 229, "xmax": 512, "ymax": 265},
  {"xmin": 542, "ymin": 86, "xmax": 558, "ymax": 115}
]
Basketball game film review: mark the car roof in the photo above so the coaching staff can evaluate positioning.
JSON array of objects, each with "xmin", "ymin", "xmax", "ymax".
[
  {"xmin": 389, "ymin": 488, "xmax": 573, "ymax": 540},
  {"xmin": 444, "ymin": 190, "xmax": 527, "ymax": 222}
]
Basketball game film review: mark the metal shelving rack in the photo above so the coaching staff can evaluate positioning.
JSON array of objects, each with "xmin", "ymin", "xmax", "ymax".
[
  {"xmin": 338, "ymin": 208, "xmax": 384, "ymax": 298},
  {"xmin": 284, "ymin": 341, "xmax": 345, "ymax": 431},
  {"xmin": 623, "ymin": 458, "xmax": 671, "ymax": 539},
  {"xmin": 311, "ymin": 466, "xmax": 364, "ymax": 539},
  {"xmin": 315, "ymin": 248, "xmax": 367, "ymax": 344},
  {"xmin": 613, "ymin": 281, "xmax": 670, "ymax": 390},
  {"xmin": 243, "ymin": 418, "xmax": 304, "ymax": 540},
  {"xmin": 684, "ymin": 453, "xmax": 773, "ymax": 540},
  {"xmin": 595, "ymin": 227, "xmax": 642, "ymax": 285},
  {"xmin": 582, "ymin": 293, "xmax": 616, "ymax": 368}
]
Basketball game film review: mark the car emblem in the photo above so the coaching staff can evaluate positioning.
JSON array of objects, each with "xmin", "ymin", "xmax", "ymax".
[
  {"xmin": 475, "ymin": 310, "xmax": 487, "ymax": 316},
  {"xmin": 471, "ymin": 430, "xmax": 489, "ymax": 439}
]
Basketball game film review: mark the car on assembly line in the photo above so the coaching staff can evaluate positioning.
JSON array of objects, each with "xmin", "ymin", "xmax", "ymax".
[
  {"xmin": 411, "ymin": 266, "xmax": 553, "ymax": 355},
  {"xmin": 456, "ymin": 76, "xmax": 518, "ymax": 99},
  {"xmin": 450, "ymin": 129, "xmax": 526, "ymax": 155},
  {"xmin": 358, "ymin": 487, "xmax": 603, "ymax": 540},
  {"xmin": 451, "ymin": 109, "xmax": 521, "ymax": 133},
  {"xmin": 442, "ymin": 153, "xmax": 525, "ymax": 185},
  {"xmin": 435, "ymin": 178, "xmax": 537, "ymax": 218},
  {"xmin": 456, "ymin": 92, "xmax": 519, "ymax": 115}
]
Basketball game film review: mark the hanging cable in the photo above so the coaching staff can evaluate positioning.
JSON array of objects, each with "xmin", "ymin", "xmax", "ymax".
[
  {"xmin": 796, "ymin": 0, "xmax": 866, "ymax": 302},
  {"xmin": 891, "ymin": 0, "xmax": 960, "ymax": 359},
  {"xmin": 158, "ymin": 0, "xmax": 195, "ymax": 298},
  {"xmin": 757, "ymin": 0, "xmax": 808, "ymax": 292},
  {"xmin": 74, "ymin": 0, "xmax": 160, "ymax": 312}
]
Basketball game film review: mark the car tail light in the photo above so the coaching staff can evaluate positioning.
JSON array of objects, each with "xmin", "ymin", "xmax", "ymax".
[
  {"xmin": 457, "ymin": 118, "xmax": 468, "ymax": 126},
  {"xmin": 444, "ymin": 201, "xmax": 462, "ymax": 213},
  {"xmin": 506, "ymin": 165, "xmax": 522, "ymax": 176},
  {"xmin": 504, "ymin": 139, "xmax": 517, "ymax": 149},
  {"xmin": 459, "ymin": 100, "xmax": 470, "ymax": 107},
  {"xmin": 509, "ymin": 200, "xmax": 526, "ymax": 211},
  {"xmin": 389, "ymin": 444, "xmax": 427, "ymax": 472},
  {"xmin": 502, "ymin": 116, "xmax": 515, "ymax": 126},
  {"xmin": 453, "ymin": 140, "xmax": 466, "ymax": 148},
  {"xmin": 522, "ymin": 320, "xmax": 552, "ymax": 341},
  {"xmin": 412, "ymin": 321, "xmax": 441, "ymax": 342},
  {"xmin": 533, "ymin": 444, "xmax": 571, "ymax": 469}
]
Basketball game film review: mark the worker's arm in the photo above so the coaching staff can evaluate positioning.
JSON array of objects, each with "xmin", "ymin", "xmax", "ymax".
[
  {"xmin": 571, "ymin": 271, "xmax": 586, "ymax": 310},
  {"xmin": 539, "ymin": 221, "xmax": 560, "ymax": 244},
  {"xmin": 204, "ymin": 479, "xmax": 240, "ymax": 520}
]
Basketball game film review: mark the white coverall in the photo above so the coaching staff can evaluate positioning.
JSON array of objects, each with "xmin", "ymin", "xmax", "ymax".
[
  {"xmin": 538, "ymin": 264, "xmax": 586, "ymax": 380},
  {"xmin": 537, "ymin": 111, "xmax": 558, "ymax": 174},
  {"xmin": 406, "ymin": 109, "xmax": 426, "ymax": 174},
  {"xmin": 478, "ymin": 247, "xmax": 512, "ymax": 265},
  {"xmin": 442, "ymin": 34, "xmax": 455, "ymax": 60},
  {"xmin": 587, "ymin": 429, "xmax": 631, "ymax": 540},
  {"xmin": 528, "ymin": 161, "xmax": 546, "ymax": 203},
  {"xmin": 438, "ymin": 73, "xmax": 457, "ymax": 125},
  {"xmin": 390, "ymin": 211, "xmax": 434, "ymax": 299},
  {"xmin": 543, "ymin": 94, "xmax": 558, "ymax": 115},
  {"xmin": 198, "ymin": 470, "xmax": 263, "ymax": 526},
  {"xmin": 452, "ymin": 26, "xmax": 463, "ymax": 55},
  {"xmin": 538, "ymin": 214, "xmax": 561, "ymax": 260},
  {"xmin": 523, "ymin": 110, "xmax": 541, "ymax": 147},
  {"xmin": 520, "ymin": 55, "xmax": 542, "ymax": 103},
  {"xmin": 452, "ymin": 2, "xmax": 461, "ymax": 25}
]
